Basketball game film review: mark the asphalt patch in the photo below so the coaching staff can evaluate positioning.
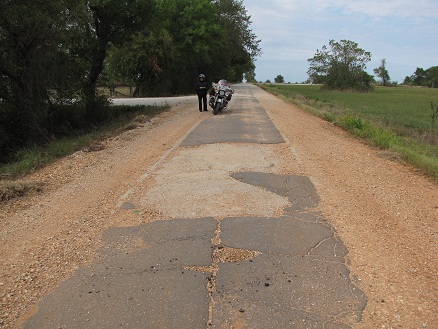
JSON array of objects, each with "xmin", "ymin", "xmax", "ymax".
[
  {"xmin": 25, "ymin": 173, "xmax": 366, "ymax": 328},
  {"xmin": 232, "ymin": 171, "xmax": 320, "ymax": 212},
  {"xmin": 180, "ymin": 94, "xmax": 284, "ymax": 146}
]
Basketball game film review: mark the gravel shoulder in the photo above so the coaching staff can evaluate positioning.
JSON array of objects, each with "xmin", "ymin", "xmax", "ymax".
[
  {"xmin": 1, "ymin": 86, "xmax": 437, "ymax": 328},
  {"xmin": 254, "ymin": 87, "xmax": 437, "ymax": 328}
]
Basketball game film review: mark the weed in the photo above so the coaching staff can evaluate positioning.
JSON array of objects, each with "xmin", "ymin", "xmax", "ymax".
[
  {"xmin": 0, "ymin": 180, "xmax": 44, "ymax": 202},
  {"xmin": 431, "ymin": 102, "xmax": 438, "ymax": 133},
  {"xmin": 323, "ymin": 112, "xmax": 336, "ymax": 123}
]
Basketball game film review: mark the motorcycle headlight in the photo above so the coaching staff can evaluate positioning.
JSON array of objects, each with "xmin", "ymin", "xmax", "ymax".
[{"xmin": 219, "ymin": 90, "xmax": 225, "ymax": 96}]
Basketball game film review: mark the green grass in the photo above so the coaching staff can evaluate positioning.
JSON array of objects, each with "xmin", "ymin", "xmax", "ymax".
[
  {"xmin": 259, "ymin": 84, "xmax": 438, "ymax": 181},
  {"xmin": 263, "ymin": 84, "xmax": 438, "ymax": 129},
  {"xmin": 0, "ymin": 134, "xmax": 99, "ymax": 180}
]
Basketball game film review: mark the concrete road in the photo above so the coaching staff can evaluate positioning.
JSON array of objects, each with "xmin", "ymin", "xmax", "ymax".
[{"xmin": 25, "ymin": 84, "xmax": 367, "ymax": 329}]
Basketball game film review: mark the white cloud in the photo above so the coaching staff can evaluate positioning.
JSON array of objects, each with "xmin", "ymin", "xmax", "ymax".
[
  {"xmin": 243, "ymin": 0, "xmax": 438, "ymax": 83},
  {"xmin": 266, "ymin": 0, "xmax": 438, "ymax": 19},
  {"xmin": 329, "ymin": 0, "xmax": 437, "ymax": 18}
]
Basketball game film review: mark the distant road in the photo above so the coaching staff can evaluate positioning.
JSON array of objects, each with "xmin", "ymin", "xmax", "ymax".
[{"xmin": 111, "ymin": 95, "xmax": 194, "ymax": 107}]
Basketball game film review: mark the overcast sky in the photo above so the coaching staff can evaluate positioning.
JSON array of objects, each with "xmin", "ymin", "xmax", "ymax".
[{"xmin": 243, "ymin": 0, "xmax": 438, "ymax": 83}]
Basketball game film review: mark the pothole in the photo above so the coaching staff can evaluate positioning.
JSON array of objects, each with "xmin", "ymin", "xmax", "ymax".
[{"xmin": 214, "ymin": 246, "xmax": 261, "ymax": 263}]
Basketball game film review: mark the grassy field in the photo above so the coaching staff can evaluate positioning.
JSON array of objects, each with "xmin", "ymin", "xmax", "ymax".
[{"xmin": 259, "ymin": 84, "xmax": 438, "ymax": 181}]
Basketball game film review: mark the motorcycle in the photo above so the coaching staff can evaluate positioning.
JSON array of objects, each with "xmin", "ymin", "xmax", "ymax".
[{"xmin": 209, "ymin": 79, "xmax": 234, "ymax": 115}]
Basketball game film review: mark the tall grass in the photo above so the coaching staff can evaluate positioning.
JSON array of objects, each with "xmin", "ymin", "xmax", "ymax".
[{"xmin": 259, "ymin": 84, "xmax": 438, "ymax": 181}]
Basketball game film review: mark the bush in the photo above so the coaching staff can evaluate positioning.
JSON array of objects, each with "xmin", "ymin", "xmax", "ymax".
[{"xmin": 47, "ymin": 102, "xmax": 88, "ymax": 135}]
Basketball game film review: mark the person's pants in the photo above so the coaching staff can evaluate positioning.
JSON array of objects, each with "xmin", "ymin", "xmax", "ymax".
[{"xmin": 198, "ymin": 94, "xmax": 207, "ymax": 111}]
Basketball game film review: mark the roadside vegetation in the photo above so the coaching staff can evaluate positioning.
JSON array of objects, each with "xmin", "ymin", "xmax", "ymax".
[
  {"xmin": 0, "ymin": 104, "xmax": 169, "ymax": 201},
  {"xmin": 259, "ymin": 84, "xmax": 438, "ymax": 181}
]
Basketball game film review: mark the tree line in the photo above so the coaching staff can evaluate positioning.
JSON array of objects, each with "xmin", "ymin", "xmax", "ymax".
[
  {"xmin": 0, "ymin": 0, "xmax": 261, "ymax": 162},
  {"xmin": 403, "ymin": 67, "xmax": 438, "ymax": 88},
  {"xmin": 306, "ymin": 39, "xmax": 437, "ymax": 90}
]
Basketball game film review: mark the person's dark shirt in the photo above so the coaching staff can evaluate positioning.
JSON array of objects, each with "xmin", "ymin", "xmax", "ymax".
[{"xmin": 194, "ymin": 80, "xmax": 209, "ymax": 96}]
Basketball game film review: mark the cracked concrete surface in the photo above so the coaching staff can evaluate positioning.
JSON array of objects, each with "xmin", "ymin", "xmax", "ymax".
[
  {"xmin": 24, "ymin": 84, "xmax": 367, "ymax": 329},
  {"xmin": 25, "ymin": 172, "xmax": 366, "ymax": 329}
]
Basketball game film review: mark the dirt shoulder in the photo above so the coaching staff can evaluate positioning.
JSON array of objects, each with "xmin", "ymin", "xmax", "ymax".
[
  {"xmin": 0, "ymin": 86, "xmax": 437, "ymax": 328},
  {"xmin": 254, "ymin": 87, "xmax": 437, "ymax": 328}
]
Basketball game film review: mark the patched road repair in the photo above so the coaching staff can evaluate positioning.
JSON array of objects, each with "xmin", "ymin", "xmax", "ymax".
[{"xmin": 25, "ymin": 84, "xmax": 367, "ymax": 328}]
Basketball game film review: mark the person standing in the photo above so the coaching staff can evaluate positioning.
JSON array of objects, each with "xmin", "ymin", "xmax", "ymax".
[{"xmin": 194, "ymin": 74, "xmax": 209, "ymax": 112}]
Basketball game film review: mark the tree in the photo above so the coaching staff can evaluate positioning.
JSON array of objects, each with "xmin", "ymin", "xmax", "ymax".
[
  {"xmin": 274, "ymin": 75, "xmax": 284, "ymax": 83},
  {"xmin": 212, "ymin": 0, "xmax": 261, "ymax": 82},
  {"xmin": 243, "ymin": 64, "xmax": 256, "ymax": 82},
  {"xmin": 410, "ymin": 67, "xmax": 427, "ymax": 86},
  {"xmin": 402, "ymin": 76, "xmax": 413, "ymax": 85},
  {"xmin": 0, "ymin": 0, "xmax": 84, "ymax": 153},
  {"xmin": 104, "ymin": 0, "xmax": 176, "ymax": 97},
  {"xmin": 81, "ymin": 0, "xmax": 156, "ymax": 118},
  {"xmin": 0, "ymin": 0, "xmax": 157, "ymax": 158},
  {"xmin": 406, "ymin": 67, "xmax": 438, "ymax": 88},
  {"xmin": 106, "ymin": 0, "xmax": 222, "ymax": 96},
  {"xmin": 105, "ymin": 0, "xmax": 261, "ymax": 96},
  {"xmin": 425, "ymin": 66, "xmax": 438, "ymax": 88},
  {"xmin": 307, "ymin": 39, "xmax": 373, "ymax": 91},
  {"xmin": 373, "ymin": 58, "xmax": 390, "ymax": 86}
]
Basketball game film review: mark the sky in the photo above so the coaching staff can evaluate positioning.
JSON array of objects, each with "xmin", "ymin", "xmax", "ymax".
[{"xmin": 243, "ymin": 0, "xmax": 438, "ymax": 83}]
